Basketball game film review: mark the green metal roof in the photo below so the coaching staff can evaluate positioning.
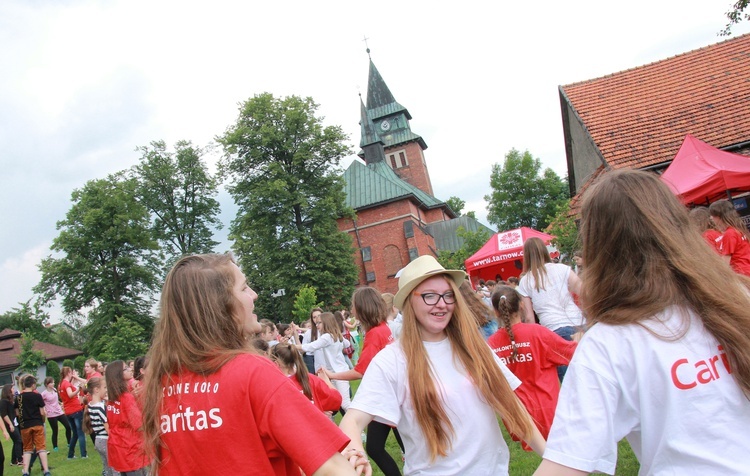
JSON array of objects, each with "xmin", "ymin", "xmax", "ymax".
[
  {"xmin": 425, "ymin": 216, "xmax": 496, "ymax": 253},
  {"xmin": 343, "ymin": 160, "xmax": 445, "ymax": 211}
]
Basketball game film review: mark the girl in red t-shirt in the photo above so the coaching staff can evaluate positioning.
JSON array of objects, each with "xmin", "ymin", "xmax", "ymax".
[
  {"xmin": 105, "ymin": 360, "xmax": 149, "ymax": 475},
  {"xmin": 487, "ymin": 285, "xmax": 577, "ymax": 450},
  {"xmin": 140, "ymin": 254, "xmax": 366, "ymax": 476},
  {"xmin": 709, "ymin": 199, "xmax": 750, "ymax": 276},
  {"xmin": 270, "ymin": 343, "xmax": 342, "ymax": 414},
  {"xmin": 59, "ymin": 366, "xmax": 88, "ymax": 459}
]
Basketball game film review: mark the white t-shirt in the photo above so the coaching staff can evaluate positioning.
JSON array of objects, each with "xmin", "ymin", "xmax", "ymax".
[
  {"xmin": 300, "ymin": 333, "xmax": 350, "ymax": 372},
  {"xmin": 350, "ymin": 338, "xmax": 521, "ymax": 476},
  {"xmin": 517, "ymin": 263, "xmax": 583, "ymax": 331},
  {"xmin": 545, "ymin": 306, "xmax": 750, "ymax": 475}
]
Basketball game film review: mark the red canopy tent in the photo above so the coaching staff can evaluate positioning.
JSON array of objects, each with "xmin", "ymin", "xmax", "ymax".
[
  {"xmin": 464, "ymin": 227, "xmax": 556, "ymax": 285},
  {"xmin": 660, "ymin": 134, "xmax": 750, "ymax": 205}
]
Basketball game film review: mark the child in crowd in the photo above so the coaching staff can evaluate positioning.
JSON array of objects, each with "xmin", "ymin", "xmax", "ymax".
[
  {"xmin": 106, "ymin": 360, "xmax": 149, "ymax": 476},
  {"xmin": 488, "ymin": 285, "xmax": 576, "ymax": 449},
  {"xmin": 1, "ymin": 383, "xmax": 22, "ymax": 466},
  {"xmin": 40, "ymin": 377, "xmax": 71, "ymax": 452},
  {"xmin": 535, "ymin": 169, "xmax": 750, "ymax": 475},
  {"xmin": 270, "ymin": 343, "xmax": 342, "ymax": 415},
  {"xmin": 259, "ymin": 319, "xmax": 280, "ymax": 347},
  {"xmin": 83, "ymin": 377, "xmax": 115, "ymax": 476},
  {"xmin": 709, "ymin": 199, "xmax": 750, "ymax": 276},
  {"xmin": 325, "ymin": 287, "xmax": 401, "ymax": 476},
  {"xmin": 301, "ymin": 308, "xmax": 323, "ymax": 373},
  {"xmin": 296, "ymin": 312, "xmax": 352, "ymax": 413},
  {"xmin": 340, "ymin": 256, "xmax": 545, "ymax": 475},
  {"xmin": 132, "ymin": 356, "xmax": 147, "ymax": 394},
  {"xmin": 140, "ymin": 254, "xmax": 366, "ymax": 475},
  {"xmin": 15, "ymin": 375, "xmax": 51, "ymax": 476},
  {"xmin": 59, "ymin": 366, "xmax": 87, "ymax": 459},
  {"xmin": 459, "ymin": 281, "xmax": 498, "ymax": 340}
]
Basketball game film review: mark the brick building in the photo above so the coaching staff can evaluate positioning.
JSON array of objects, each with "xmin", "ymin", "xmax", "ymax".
[
  {"xmin": 337, "ymin": 57, "xmax": 490, "ymax": 294},
  {"xmin": 559, "ymin": 33, "xmax": 750, "ymax": 212}
]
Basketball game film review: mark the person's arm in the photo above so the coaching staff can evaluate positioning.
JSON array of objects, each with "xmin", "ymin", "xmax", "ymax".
[
  {"xmin": 312, "ymin": 450, "xmax": 370, "ymax": 476},
  {"xmin": 343, "ymin": 319, "xmax": 357, "ymax": 330},
  {"xmin": 568, "ymin": 269, "xmax": 582, "ymax": 296},
  {"xmin": 524, "ymin": 420, "xmax": 546, "ymax": 457},
  {"xmin": 521, "ymin": 296, "xmax": 535, "ymax": 323},
  {"xmin": 339, "ymin": 408, "xmax": 375, "ymax": 456},
  {"xmin": 64, "ymin": 382, "xmax": 78, "ymax": 399},
  {"xmin": 323, "ymin": 368, "xmax": 363, "ymax": 381},
  {"xmin": 534, "ymin": 459, "xmax": 588, "ymax": 476}
]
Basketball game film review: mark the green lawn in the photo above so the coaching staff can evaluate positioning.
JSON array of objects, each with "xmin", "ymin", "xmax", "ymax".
[{"xmin": 1, "ymin": 431, "xmax": 102, "ymax": 475}]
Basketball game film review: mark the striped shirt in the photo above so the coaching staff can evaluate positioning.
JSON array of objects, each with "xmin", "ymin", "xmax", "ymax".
[{"xmin": 87, "ymin": 401, "xmax": 108, "ymax": 438}]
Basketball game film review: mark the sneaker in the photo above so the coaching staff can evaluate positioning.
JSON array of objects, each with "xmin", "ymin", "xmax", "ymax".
[
  {"xmin": 53, "ymin": 447, "xmax": 58, "ymax": 451},
  {"xmin": 67, "ymin": 456, "xmax": 75, "ymax": 460},
  {"xmin": 44, "ymin": 472, "xmax": 51, "ymax": 476}
]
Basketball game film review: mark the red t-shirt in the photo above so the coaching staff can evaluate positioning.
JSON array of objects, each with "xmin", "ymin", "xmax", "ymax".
[
  {"xmin": 288, "ymin": 373, "xmax": 342, "ymax": 413},
  {"xmin": 107, "ymin": 391, "xmax": 149, "ymax": 472},
  {"xmin": 488, "ymin": 323, "xmax": 577, "ymax": 445},
  {"xmin": 717, "ymin": 227, "xmax": 750, "ymax": 276},
  {"xmin": 702, "ymin": 229, "xmax": 721, "ymax": 251},
  {"xmin": 158, "ymin": 353, "xmax": 349, "ymax": 476},
  {"xmin": 354, "ymin": 322, "xmax": 394, "ymax": 375},
  {"xmin": 58, "ymin": 379, "xmax": 82, "ymax": 415}
]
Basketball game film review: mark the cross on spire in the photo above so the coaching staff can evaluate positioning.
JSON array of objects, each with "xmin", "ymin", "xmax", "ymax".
[{"xmin": 362, "ymin": 35, "xmax": 371, "ymax": 59}]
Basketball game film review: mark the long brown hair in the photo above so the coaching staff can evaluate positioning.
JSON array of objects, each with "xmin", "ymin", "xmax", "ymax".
[
  {"xmin": 581, "ymin": 169, "xmax": 750, "ymax": 397},
  {"xmin": 142, "ymin": 254, "xmax": 253, "ymax": 468},
  {"xmin": 709, "ymin": 199, "xmax": 750, "ymax": 239},
  {"xmin": 491, "ymin": 285, "xmax": 522, "ymax": 361},
  {"xmin": 400, "ymin": 275, "xmax": 532, "ymax": 461},
  {"xmin": 271, "ymin": 344, "xmax": 312, "ymax": 400},
  {"xmin": 522, "ymin": 237, "xmax": 552, "ymax": 291},
  {"xmin": 459, "ymin": 281, "xmax": 494, "ymax": 328},
  {"xmin": 319, "ymin": 312, "xmax": 343, "ymax": 342},
  {"xmin": 82, "ymin": 377, "xmax": 104, "ymax": 435},
  {"xmin": 352, "ymin": 287, "xmax": 387, "ymax": 331},
  {"xmin": 689, "ymin": 206, "xmax": 717, "ymax": 233},
  {"xmin": 105, "ymin": 361, "xmax": 128, "ymax": 402},
  {"xmin": 309, "ymin": 307, "xmax": 323, "ymax": 341}
]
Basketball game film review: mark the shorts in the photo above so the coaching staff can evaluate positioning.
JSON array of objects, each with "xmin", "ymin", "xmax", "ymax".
[{"xmin": 21, "ymin": 426, "xmax": 46, "ymax": 453}]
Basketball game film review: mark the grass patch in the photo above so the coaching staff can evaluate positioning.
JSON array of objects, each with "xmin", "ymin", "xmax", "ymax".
[{"xmin": 1, "ymin": 431, "xmax": 103, "ymax": 475}]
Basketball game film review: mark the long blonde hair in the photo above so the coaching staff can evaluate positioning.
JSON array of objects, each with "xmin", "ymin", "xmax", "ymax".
[
  {"xmin": 319, "ymin": 312, "xmax": 343, "ymax": 342},
  {"xmin": 142, "ymin": 254, "xmax": 253, "ymax": 469},
  {"xmin": 522, "ymin": 237, "xmax": 552, "ymax": 291},
  {"xmin": 580, "ymin": 169, "xmax": 750, "ymax": 397},
  {"xmin": 401, "ymin": 276, "xmax": 532, "ymax": 461}
]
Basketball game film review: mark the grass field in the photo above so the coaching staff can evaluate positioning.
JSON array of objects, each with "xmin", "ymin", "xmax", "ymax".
[{"xmin": 0, "ymin": 433, "xmax": 102, "ymax": 476}]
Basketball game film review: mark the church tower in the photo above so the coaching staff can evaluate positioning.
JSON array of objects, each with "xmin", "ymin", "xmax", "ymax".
[{"xmin": 360, "ymin": 57, "xmax": 434, "ymax": 196}]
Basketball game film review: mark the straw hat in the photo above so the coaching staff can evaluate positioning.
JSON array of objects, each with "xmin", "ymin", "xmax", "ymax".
[{"xmin": 394, "ymin": 255, "xmax": 466, "ymax": 309}]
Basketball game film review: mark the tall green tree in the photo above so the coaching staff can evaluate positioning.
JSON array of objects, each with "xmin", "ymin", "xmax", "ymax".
[
  {"xmin": 17, "ymin": 333, "xmax": 47, "ymax": 374},
  {"xmin": 485, "ymin": 149, "xmax": 568, "ymax": 232},
  {"xmin": 446, "ymin": 196, "xmax": 465, "ymax": 216},
  {"xmin": 34, "ymin": 173, "xmax": 160, "ymax": 355},
  {"xmin": 437, "ymin": 226, "xmax": 491, "ymax": 271},
  {"xmin": 546, "ymin": 200, "xmax": 580, "ymax": 264},
  {"xmin": 218, "ymin": 93, "xmax": 358, "ymax": 319},
  {"xmin": 133, "ymin": 140, "xmax": 222, "ymax": 269},
  {"xmin": 0, "ymin": 300, "xmax": 52, "ymax": 342},
  {"xmin": 721, "ymin": 0, "xmax": 749, "ymax": 35}
]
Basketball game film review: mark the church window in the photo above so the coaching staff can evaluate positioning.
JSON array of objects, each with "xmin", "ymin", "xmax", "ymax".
[
  {"xmin": 361, "ymin": 246, "xmax": 372, "ymax": 262},
  {"xmin": 403, "ymin": 221, "xmax": 414, "ymax": 238},
  {"xmin": 386, "ymin": 149, "xmax": 408, "ymax": 169},
  {"xmin": 383, "ymin": 245, "xmax": 403, "ymax": 278},
  {"xmin": 408, "ymin": 248, "xmax": 419, "ymax": 261},
  {"xmin": 366, "ymin": 271, "xmax": 376, "ymax": 283}
]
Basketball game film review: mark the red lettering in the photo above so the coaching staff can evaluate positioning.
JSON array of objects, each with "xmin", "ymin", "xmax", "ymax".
[
  {"xmin": 671, "ymin": 358, "xmax": 696, "ymax": 389},
  {"xmin": 719, "ymin": 345, "xmax": 732, "ymax": 374},
  {"xmin": 695, "ymin": 360, "xmax": 715, "ymax": 384}
]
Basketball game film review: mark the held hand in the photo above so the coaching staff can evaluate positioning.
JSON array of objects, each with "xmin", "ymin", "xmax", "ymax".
[
  {"xmin": 317, "ymin": 368, "xmax": 332, "ymax": 383},
  {"xmin": 342, "ymin": 448, "xmax": 371, "ymax": 476}
]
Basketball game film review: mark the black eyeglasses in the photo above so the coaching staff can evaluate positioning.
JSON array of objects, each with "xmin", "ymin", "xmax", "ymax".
[{"xmin": 413, "ymin": 291, "xmax": 456, "ymax": 305}]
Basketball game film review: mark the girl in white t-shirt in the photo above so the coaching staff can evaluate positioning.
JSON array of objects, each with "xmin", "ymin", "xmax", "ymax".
[
  {"xmin": 297, "ymin": 312, "xmax": 352, "ymax": 412},
  {"xmin": 517, "ymin": 237, "xmax": 583, "ymax": 380},
  {"xmin": 534, "ymin": 169, "xmax": 750, "ymax": 476},
  {"xmin": 340, "ymin": 255, "xmax": 545, "ymax": 476}
]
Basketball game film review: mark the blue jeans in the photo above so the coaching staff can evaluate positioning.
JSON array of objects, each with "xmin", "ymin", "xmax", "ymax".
[
  {"xmin": 553, "ymin": 326, "xmax": 580, "ymax": 382},
  {"xmin": 67, "ymin": 410, "xmax": 87, "ymax": 458}
]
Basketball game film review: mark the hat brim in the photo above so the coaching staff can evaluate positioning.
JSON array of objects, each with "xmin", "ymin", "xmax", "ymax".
[{"xmin": 394, "ymin": 269, "xmax": 466, "ymax": 309}]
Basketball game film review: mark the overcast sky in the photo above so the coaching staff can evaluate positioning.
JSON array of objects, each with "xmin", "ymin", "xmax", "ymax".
[{"xmin": 2, "ymin": 0, "xmax": 748, "ymax": 320}]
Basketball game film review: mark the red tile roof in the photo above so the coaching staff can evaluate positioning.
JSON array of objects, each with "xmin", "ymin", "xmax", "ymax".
[
  {"xmin": 0, "ymin": 329, "xmax": 83, "ymax": 371},
  {"xmin": 561, "ymin": 33, "xmax": 750, "ymax": 170}
]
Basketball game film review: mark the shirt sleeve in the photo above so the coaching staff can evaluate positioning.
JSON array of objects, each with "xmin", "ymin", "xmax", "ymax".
[
  {"xmin": 349, "ymin": 349, "xmax": 402, "ymax": 427},
  {"xmin": 543, "ymin": 340, "xmax": 634, "ymax": 475},
  {"xmin": 301, "ymin": 333, "xmax": 332, "ymax": 353},
  {"xmin": 517, "ymin": 276, "xmax": 530, "ymax": 297},
  {"xmin": 309, "ymin": 375, "xmax": 343, "ymax": 413},
  {"xmin": 721, "ymin": 228, "xmax": 740, "ymax": 256},
  {"xmin": 538, "ymin": 327, "xmax": 577, "ymax": 367},
  {"xmin": 253, "ymin": 360, "xmax": 349, "ymax": 476}
]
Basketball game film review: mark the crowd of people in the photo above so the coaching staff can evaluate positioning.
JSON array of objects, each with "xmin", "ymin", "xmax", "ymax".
[{"xmin": 7, "ymin": 168, "xmax": 750, "ymax": 475}]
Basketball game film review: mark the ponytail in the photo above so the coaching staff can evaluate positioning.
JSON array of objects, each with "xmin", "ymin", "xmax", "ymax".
[
  {"xmin": 491, "ymin": 285, "xmax": 523, "ymax": 361},
  {"xmin": 271, "ymin": 344, "xmax": 313, "ymax": 401}
]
